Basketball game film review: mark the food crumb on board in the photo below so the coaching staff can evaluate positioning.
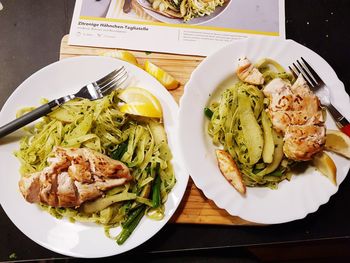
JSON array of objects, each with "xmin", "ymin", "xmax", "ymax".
[
  {"xmin": 0, "ymin": 2, "xmax": 3, "ymax": 11},
  {"xmin": 9, "ymin": 253, "xmax": 17, "ymax": 259}
]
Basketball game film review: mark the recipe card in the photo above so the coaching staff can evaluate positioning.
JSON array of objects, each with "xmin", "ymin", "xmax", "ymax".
[{"xmin": 69, "ymin": 0, "xmax": 285, "ymax": 56}]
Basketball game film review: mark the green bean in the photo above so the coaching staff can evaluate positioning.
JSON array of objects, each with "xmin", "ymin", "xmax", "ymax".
[
  {"xmin": 111, "ymin": 140, "xmax": 128, "ymax": 160},
  {"xmin": 204, "ymin": 107, "xmax": 213, "ymax": 119},
  {"xmin": 117, "ymin": 206, "xmax": 145, "ymax": 245},
  {"xmin": 151, "ymin": 163, "xmax": 161, "ymax": 208},
  {"xmin": 122, "ymin": 205, "xmax": 145, "ymax": 228}
]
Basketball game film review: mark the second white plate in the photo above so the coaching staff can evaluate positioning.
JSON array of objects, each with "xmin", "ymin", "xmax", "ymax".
[{"xmin": 178, "ymin": 37, "xmax": 350, "ymax": 224}]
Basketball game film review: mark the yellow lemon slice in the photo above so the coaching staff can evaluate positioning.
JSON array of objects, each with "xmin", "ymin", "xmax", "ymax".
[
  {"xmin": 118, "ymin": 87, "xmax": 162, "ymax": 118},
  {"xmin": 325, "ymin": 129, "xmax": 350, "ymax": 158},
  {"xmin": 144, "ymin": 60, "xmax": 180, "ymax": 90},
  {"xmin": 312, "ymin": 151, "xmax": 337, "ymax": 185},
  {"xmin": 101, "ymin": 50, "xmax": 139, "ymax": 66}
]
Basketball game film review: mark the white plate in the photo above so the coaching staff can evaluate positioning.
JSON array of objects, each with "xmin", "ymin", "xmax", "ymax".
[
  {"xmin": 0, "ymin": 56, "xmax": 189, "ymax": 258},
  {"xmin": 178, "ymin": 37, "xmax": 350, "ymax": 224},
  {"xmin": 136, "ymin": 0, "xmax": 231, "ymax": 25}
]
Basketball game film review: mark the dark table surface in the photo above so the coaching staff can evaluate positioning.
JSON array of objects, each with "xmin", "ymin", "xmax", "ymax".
[{"xmin": 0, "ymin": 0, "xmax": 350, "ymax": 262}]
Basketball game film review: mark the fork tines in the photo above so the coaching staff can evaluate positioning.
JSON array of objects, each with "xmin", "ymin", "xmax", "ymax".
[
  {"xmin": 97, "ymin": 66, "xmax": 126, "ymax": 86},
  {"xmin": 97, "ymin": 66, "xmax": 128, "ymax": 95},
  {"xmin": 288, "ymin": 57, "xmax": 324, "ymax": 88}
]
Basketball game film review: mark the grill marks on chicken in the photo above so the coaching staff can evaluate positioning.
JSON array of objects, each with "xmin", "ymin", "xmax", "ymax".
[
  {"xmin": 263, "ymin": 75, "xmax": 326, "ymax": 161},
  {"xmin": 19, "ymin": 147, "xmax": 132, "ymax": 208}
]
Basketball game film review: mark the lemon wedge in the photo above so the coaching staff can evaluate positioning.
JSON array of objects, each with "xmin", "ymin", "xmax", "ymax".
[
  {"xmin": 101, "ymin": 50, "xmax": 139, "ymax": 66},
  {"xmin": 325, "ymin": 129, "xmax": 350, "ymax": 158},
  {"xmin": 144, "ymin": 60, "xmax": 180, "ymax": 90},
  {"xmin": 118, "ymin": 87, "xmax": 162, "ymax": 118},
  {"xmin": 312, "ymin": 151, "xmax": 337, "ymax": 185}
]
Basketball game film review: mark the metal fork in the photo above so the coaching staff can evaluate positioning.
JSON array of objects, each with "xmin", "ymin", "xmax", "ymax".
[
  {"xmin": 0, "ymin": 66, "xmax": 128, "ymax": 138},
  {"xmin": 289, "ymin": 57, "xmax": 350, "ymax": 137}
]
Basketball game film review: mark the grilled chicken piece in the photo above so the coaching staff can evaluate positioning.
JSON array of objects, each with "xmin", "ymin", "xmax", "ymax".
[
  {"xmin": 262, "ymin": 74, "xmax": 325, "ymax": 161},
  {"xmin": 264, "ymin": 77, "xmax": 324, "ymax": 133},
  {"xmin": 290, "ymin": 73, "xmax": 314, "ymax": 96},
  {"xmin": 268, "ymin": 111, "xmax": 324, "ymax": 133},
  {"xmin": 284, "ymin": 125, "xmax": 326, "ymax": 161},
  {"xmin": 19, "ymin": 172, "xmax": 41, "ymax": 203},
  {"xmin": 216, "ymin": 149, "xmax": 246, "ymax": 194},
  {"xmin": 263, "ymin": 78, "xmax": 293, "ymax": 112},
  {"xmin": 236, "ymin": 57, "xmax": 264, "ymax": 85},
  {"xmin": 57, "ymin": 172, "xmax": 77, "ymax": 207},
  {"xmin": 19, "ymin": 147, "xmax": 132, "ymax": 207}
]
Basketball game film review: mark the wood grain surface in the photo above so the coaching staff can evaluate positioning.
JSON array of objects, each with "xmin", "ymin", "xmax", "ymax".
[{"xmin": 60, "ymin": 35, "xmax": 253, "ymax": 225}]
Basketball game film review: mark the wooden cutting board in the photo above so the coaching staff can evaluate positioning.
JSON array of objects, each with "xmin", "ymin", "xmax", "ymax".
[{"xmin": 60, "ymin": 35, "xmax": 253, "ymax": 225}]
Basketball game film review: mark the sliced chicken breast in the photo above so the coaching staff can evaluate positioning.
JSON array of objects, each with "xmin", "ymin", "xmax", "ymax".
[
  {"xmin": 56, "ymin": 147, "xmax": 131, "ymax": 181},
  {"xmin": 19, "ymin": 147, "xmax": 132, "ymax": 208},
  {"xmin": 262, "ymin": 74, "xmax": 325, "ymax": 161}
]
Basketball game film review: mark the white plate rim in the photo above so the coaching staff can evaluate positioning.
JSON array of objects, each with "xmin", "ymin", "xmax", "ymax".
[
  {"xmin": 178, "ymin": 36, "xmax": 350, "ymax": 224},
  {"xmin": 0, "ymin": 56, "xmax": 189, "ymax": 258}
]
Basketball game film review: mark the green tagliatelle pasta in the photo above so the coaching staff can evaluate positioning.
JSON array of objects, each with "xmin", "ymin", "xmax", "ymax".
[
  {"xmin": 148, "ymin": 0, "xmax": 225, "ymax": 22},
  {"xmin": 182, "ymin": 0, "xmax": 225, "ymax": 22},
  {"xmin": 14, "ymin": 90, "xmax": 176, "ymax": 241},
  {"xmin": 255, "ymin": 58, "xmax": 294, "ymax": 84},
  {"xmin": 207, "ymin": 59, "xmax": 295, "ymax": 189}
]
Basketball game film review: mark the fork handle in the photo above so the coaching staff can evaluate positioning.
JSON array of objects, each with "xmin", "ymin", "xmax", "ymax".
[
  {"xmin": 327, "ymin": 104, "xmax": 350, "ymax": 137},
  {"xmin": 341, "ymin": 124, "xmax": 350, "ymax": 137},
  {"xmin": 0, "ymin": 100, "xmax": 58, "ymax": 138}
]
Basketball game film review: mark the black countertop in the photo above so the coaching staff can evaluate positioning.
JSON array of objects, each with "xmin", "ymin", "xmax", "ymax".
[{"xmin": 0, "ymin": 0, "xmax": 350, "ymax": 262}]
